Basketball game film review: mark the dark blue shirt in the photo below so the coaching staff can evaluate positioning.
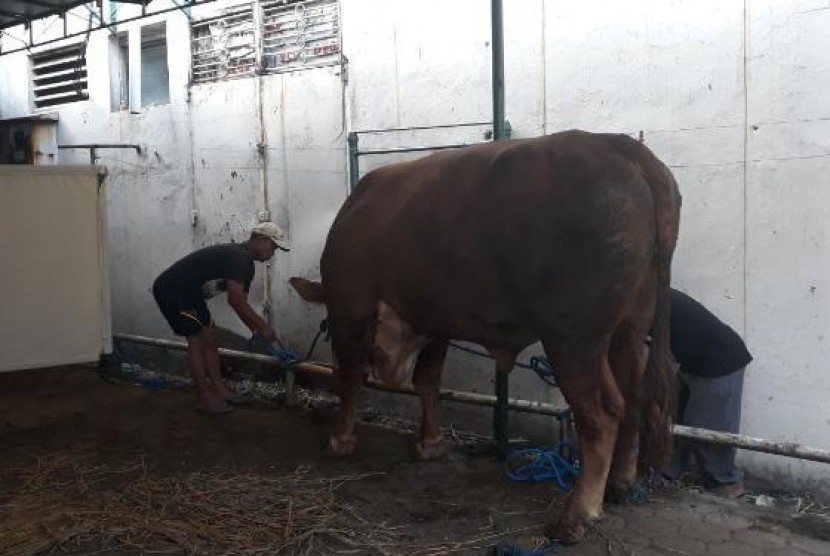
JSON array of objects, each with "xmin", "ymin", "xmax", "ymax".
[
  {"xmin": 156, "ymin": 243, "xmax": 254, "ymax": 302},
  {"xmin": 670, "ymin": 289, "xmax": 752, "ymax": 378}
]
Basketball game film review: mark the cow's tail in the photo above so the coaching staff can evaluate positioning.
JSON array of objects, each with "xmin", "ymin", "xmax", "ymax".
[{"xmin": 609, "ymin": 134, "xmax": 681, "ymax": 470}]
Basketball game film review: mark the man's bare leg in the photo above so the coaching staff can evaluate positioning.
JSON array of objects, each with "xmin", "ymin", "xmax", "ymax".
[
  {"xmin": 202, "ymin": 325, "xmax": 233, "ymax": 401},
  {"xmin": 188, "ymin": 329, "xmax": 229, "ymax": 411}
]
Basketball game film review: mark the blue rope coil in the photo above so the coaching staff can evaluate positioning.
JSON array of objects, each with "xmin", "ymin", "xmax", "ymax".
[
  {"xmin": 505, "ymin": 441, "xmax": 580, "ymax": 493},
  {"xmin": 491, "ymin": 539, "xmax": 557, "ymax": 556}
]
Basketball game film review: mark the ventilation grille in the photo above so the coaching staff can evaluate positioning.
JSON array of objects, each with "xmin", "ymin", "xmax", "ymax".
[{"xmin": 32, "ymin": 44, "xmax": 89, "ymax": 108}]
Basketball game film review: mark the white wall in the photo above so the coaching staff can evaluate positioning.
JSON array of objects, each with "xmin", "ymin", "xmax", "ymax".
[{"xmin": 1, "ymin": 0, "xmax": 828, "ymax": 492}]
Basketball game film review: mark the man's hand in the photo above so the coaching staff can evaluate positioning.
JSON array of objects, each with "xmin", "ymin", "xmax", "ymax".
[
  {"xmin": 258, "ymin": 323, "xmax": 277, "ymax": 342},
  {"xmin": 228, "ymin": 280, "xmax": 274, "ymax": 339}
]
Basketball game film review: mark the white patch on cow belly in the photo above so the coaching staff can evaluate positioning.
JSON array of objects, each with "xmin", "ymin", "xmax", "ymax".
[
  {"xmin": 371, "ymin": 300, "xmax": 428, "ymax": 386},
  {"xmin": 371, "ymin": 347, "xmax": 421, "ymax": 386}
]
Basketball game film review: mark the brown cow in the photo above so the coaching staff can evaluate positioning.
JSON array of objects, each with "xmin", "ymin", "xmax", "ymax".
[{"xmin": 290, "ymin": 130, "xmax": 681, "ymax": 542}]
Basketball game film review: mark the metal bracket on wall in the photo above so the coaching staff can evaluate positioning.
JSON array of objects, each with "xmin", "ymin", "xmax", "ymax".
[{"xmin": 58, "ymin": 143, "xmax": 143, "ymax": 165}]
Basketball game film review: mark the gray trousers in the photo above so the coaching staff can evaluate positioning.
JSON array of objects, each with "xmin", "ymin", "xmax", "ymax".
[{"xmin": 664, "ymin": 367, "xmax": 746, "ymax": 485}]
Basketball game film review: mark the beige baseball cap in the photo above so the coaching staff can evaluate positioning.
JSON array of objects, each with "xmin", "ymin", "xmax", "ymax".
[{"xmin": 251, "ymin": 221, "xmax": 290, "ymax": 251}]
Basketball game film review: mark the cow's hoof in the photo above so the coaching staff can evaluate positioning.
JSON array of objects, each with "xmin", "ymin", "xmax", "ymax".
[
  {"xmin": 416, "ymin": 436, "xmax": 446, "ymax": 460},
  {"xmin": 605, "ymin": 481, "xmax": 634, "ymax": 504},
  {"xmin": 329, "ymin": 434, "xmax": 356, "ymax": 456},
  {"xmin": 544, "ymin": 515, "xmax": 586, "ymax": 545}
]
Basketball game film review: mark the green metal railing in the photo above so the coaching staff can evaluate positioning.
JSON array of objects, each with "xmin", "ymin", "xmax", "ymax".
[{"xmin": 346, "ymin": 120, "xmax": 510, "ymax": 192}]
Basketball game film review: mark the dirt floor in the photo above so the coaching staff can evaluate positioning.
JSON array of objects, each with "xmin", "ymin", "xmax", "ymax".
[{"xmin": 2, "ymin": 365, "xmax": 830, "ymax": 555}]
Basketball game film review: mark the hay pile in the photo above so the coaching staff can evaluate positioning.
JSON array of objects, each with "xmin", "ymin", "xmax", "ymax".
[{"xmin": 0, "ymin": 452, "xmax": 395, "ymax": 556}]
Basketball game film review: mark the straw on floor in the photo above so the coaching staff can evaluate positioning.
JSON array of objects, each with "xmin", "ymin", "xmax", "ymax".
[{"xmin": 0, "ymin": 451, "xmax": 396, "ymax": 556}]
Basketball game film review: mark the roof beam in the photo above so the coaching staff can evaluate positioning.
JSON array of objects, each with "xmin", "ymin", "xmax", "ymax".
[
  {"xmin": 22, "ymin": 0, "xmax": 64, "ymax": 8},
  {"xmin": 1, "ymin": 0, "xmax": 217, "ymax": 55}
]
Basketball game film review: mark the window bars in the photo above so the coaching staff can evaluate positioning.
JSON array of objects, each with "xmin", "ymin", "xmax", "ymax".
[{"xmin": 191, "ymin": 0, "xmax": 340, "ymax": 84}]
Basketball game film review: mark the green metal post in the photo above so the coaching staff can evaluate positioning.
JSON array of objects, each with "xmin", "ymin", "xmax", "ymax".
[
  {"xmin": 491, "ymin": 0, "xmax": 507, "ymax": 142},
  {"xmin": 347, "ymin": 132, "xmax": 360, "ymax": 192},
  {"xmin": 491, "ymin": 0, "xmax": 510, "ymax": 461}
]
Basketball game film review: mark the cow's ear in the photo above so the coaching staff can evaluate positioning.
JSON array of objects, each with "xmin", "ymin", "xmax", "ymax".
[{"xmin": 289, "ymin": 277, "xmax": 325, "ymax": 303}]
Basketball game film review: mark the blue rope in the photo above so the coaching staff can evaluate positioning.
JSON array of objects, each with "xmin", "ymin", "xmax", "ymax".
[
  {"xmin": 491, "ymin": 539, "xmax": 557, "ymax": 556},
  {"xmin": 624, "ymin": 482, "xmax": 650, "ymax": 503},
  {"xmin": 529, "ymin": 356, "xmax": 557, "ymax": 387},
  {"xmin": 505, "ymin": 441, "xmax": 580, "ymax": 493},
  {"xmin": 448, "ymin": 343, "xmax": 559, "ymax": 387},
  {"xmin": 249, "ymin": 333, "xmax": 301, "ymax": 366}
]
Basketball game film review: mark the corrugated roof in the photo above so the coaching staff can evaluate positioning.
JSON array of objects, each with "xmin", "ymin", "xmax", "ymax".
[{"xmin": 0, "ymin": 0, "xmax": 92, "ymax": 31}]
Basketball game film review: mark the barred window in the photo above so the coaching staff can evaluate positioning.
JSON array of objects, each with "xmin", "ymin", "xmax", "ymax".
[
  {"xmin": 191, "ymin": 0, "xmax": 340, "ymax": 84},
  {"xmin": 31, "ymin": 44, "xmax": 89, "ymax": 108},
  {"xmin": 191, "ymin": 4, "xmax": 257, "ymax": 82},
  {"xmin": 260, "ymin": 0, "xmax": 340, "ymax": 73}
]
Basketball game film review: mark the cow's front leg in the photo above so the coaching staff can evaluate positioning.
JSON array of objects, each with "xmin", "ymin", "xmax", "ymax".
[
  {"xmin": 329, "ymin": 327, "xmax": 369, "ymax": 456},
  {"xmin": 329, "ymin": 364, "xmax": 363, "ymax": 456},
  {"xmin": 412, "ymin": 340, "xmax": 449, "ymax": 460}
]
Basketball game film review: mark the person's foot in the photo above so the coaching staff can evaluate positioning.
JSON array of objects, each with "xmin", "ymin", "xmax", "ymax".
[
  {"xmin": 213, "ymin": 385, "xmax": 233, "ymax": 400},
  {"xmin": 707, "ymin": 481, "xmax": 746, "ymax": 498},
  {"xmin": 195, "ymin": 395, "xmax": 234, "ymax": 414},
  {"xmin": 224, "ymin": 393, "xmax": 250, "ymax": 406}
]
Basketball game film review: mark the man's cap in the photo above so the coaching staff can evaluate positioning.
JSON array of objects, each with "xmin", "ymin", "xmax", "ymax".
[{"xmin": 251, "ymin": 221, "xmax": 290, "ymax": 251}]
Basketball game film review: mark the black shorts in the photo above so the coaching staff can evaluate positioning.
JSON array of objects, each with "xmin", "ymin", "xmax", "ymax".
[{"xmin": 152, "ymin": 278, "xmax": 213, "ymax": 337}]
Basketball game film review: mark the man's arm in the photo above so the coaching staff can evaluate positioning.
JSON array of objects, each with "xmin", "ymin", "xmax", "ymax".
[{"xmin": 227, "ymin": 280, "xmax": 276, "ymax": 340}]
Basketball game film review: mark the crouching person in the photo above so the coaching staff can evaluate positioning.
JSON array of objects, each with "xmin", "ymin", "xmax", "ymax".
[
  {"xmin": 664, "ymin": 288, "xmax": 752, "ymax": 497},
  {"xmin": 152, "ymin": 222, "xmax": 289, "ymax": 413}
]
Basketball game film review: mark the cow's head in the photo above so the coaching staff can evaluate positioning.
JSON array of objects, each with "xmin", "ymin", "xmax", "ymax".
[
  {"xmin": 290, "ymin": 277, "xmax": 325, "ymax": 304},
  {"xmin": 371, "ymin": 301, "xmax": 429, "ymax": 385},
  {"xmin": 289, "ymin": 277, "xmax": 428, "ymax": 384}
]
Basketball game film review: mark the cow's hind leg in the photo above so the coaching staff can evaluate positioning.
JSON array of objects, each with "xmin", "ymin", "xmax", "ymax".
[
  {"xmin": 605, "ymin": 320, "xmax": 648, "ymax": 502},
  {"xmin": 412, "ymin": 340, "xmax": 449, "ymax": 460},
  {"xmin": 543, "ymin": 341, "xmax": 624, "ymax": 544}
]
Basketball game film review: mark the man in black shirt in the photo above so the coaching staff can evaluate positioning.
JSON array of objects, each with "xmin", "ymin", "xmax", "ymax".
[
  {"xmin": 664, "ymin": 288, "xmax": 752, "ymax": 497},
  {"xmin": 153, "ymin": 222, "xmax": 289, "ymax": 413}
]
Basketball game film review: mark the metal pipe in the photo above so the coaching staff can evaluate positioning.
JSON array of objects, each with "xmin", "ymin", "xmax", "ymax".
[
  {"xmin": 58, "ymin": 143, "xmax": 142, "ymax": 165},
  {"xmin": 673, "ymin": 425, "xmax": 830, "ymax": 465},
  {"xmin": 491, "ymin": 0, "xmax": 506, "ymax": 142},
  {"xmin": 115, "ymin": 333, "xmax": 332, "ymax": 375},
  {"xmin": 347, "ymin": 132, "xmax": 359, "ymax": 191},
  {"xmin": 58, "ymin": 143, "xmax": 142, "ymax": 153},
  {"xmin": 113, "ymin": 332, "xmax": 570, "ymax": 417},
  {"xmin": 354, "ymin": 121, "xmax": 493, "ymax": 135},
  {"xmin": 112, "ymin": 333, "xmax": 830, "ymax": 463},
  {"xmin": 355, "ymin": 143, "xmax": 472, "ymax": 157},
  {"xmin": 490, "ymin": 0, "xmax": 509, "ymax": 460},
  {"xmin": 112, "ymin": 333, "xmax": 830, "ymax": 464}
]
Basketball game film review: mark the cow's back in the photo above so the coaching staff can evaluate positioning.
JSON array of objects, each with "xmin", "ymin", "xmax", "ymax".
[
  {"xmin": 322, "ymin": 131, "xmax": 671, "ymax": 350},
  {"xmin": 320, "ymin": 140, "xmax": 515, "ymax": 323}
]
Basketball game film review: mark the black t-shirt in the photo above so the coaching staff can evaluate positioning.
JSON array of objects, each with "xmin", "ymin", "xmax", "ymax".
[
  {"xmin": 156, "ymin": 243, "xmax": 255, "ymax": 302},
  {"xmin": 670, "ymin": 289, "xmax": 752, "ymax": 378}
]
